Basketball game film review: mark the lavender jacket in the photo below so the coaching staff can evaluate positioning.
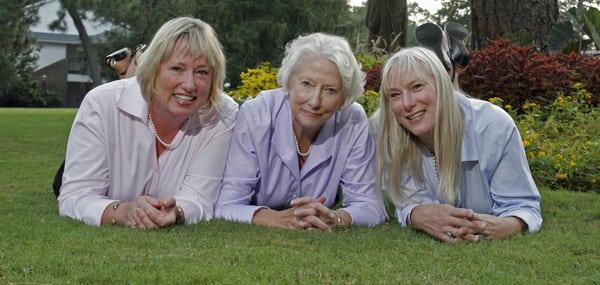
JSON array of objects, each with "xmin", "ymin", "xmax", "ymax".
[{"xmin": 215, "ymin": 88, "xmax": 387, "ymax": 226}]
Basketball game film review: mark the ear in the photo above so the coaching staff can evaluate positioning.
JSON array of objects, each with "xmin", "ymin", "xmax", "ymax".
[
  {"xmin": 443, "ymin": 22, "xmax": 470, "ymax": 69},
  {"xmin": 415, "ymin": 23, "xmax": 452, "ymax": 71}
]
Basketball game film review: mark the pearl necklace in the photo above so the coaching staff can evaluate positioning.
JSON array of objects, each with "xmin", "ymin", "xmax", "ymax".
[
  {"xmin": 292, "ymin": 129, "xmax": 311, "ymax": 157},
  {"xmin": 431, "ymin": 152, "xmax": 439, "ymax": 185},
  {"xmin": 148, "ymin": 112, "xmax": 187, "ymax": 151}
]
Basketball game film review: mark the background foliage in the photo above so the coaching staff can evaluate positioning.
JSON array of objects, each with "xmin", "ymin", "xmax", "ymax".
[
  {"xmin": 0, "ymin": 0, "xmax": 62, "ymax": 107},
  {"xmin": 504, "ymin": 84, "xmax": 599, "ymax": 192},
  {"xmin": 460, "ymin": 39, "xmax": 600, "ymax": 108},
  {"xmin": 84, "ymin": 0, "xmax": 357, "ymax": 87}
]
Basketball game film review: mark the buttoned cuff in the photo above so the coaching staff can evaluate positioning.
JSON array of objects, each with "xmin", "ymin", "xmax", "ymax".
[
  {"xmin": 397, "ymin": 204, "xmax": 420, "ymax": 227},
  {"xmin": 82, "ymin": 199, "xmax": 118, "ymax": 226},
  {"xmin": 177, "ymin": 200, "xmax": 211, "ymax": 225},
  {"xmin": 499, "ymin": 209, "xmax": 542, "ymax": 233},
  {"xmin": 215, "ymin": 205, "xmax": 267, "ymax": 224},
  {"xmin": 340, "ymin": 206, "xmax": 386, "ymax": 227}
]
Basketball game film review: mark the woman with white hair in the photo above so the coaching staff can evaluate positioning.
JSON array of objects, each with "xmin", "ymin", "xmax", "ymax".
[
  {"xmin": 58, "ymin": 17, "xmax": 238, "ymax": 229},
  {"xmin": 215, "ymin": 33, "xmax": 386, "ymax": 230},
  {"xmin": 372, "ymin": 47, "xmax": 542, "ymax": 242}
]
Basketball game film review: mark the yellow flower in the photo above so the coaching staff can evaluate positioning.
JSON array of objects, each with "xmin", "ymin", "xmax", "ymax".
[
  {"xmin": 570, "ymin": 161, "xmax": 577, "ymax": 167},
  {"xmin": 556, "ymin": 172, "xmax": 568, "ymax": 180},
  {"xmin": 537, "ymin": 150, "xmax": 546, "ymax": 157},
  {"xmin": 504, "ymin": 104, "xmax": 513, "ymax": 111},
  {"xmin": 523, "ymin": 139, "xmax": 531, "ymax": 147},
  {"xmin": 488, "ymin": 97, "xmax": 503, "ymax": 105},
  {"xmin": 363, "ymin": 90, "xmax": 379, "ymax": 98}
]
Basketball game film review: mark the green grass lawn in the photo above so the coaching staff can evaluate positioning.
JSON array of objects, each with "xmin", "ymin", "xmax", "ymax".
[{"xmin": 0, "ymin": 108, "xmax": 599, "ymax": 283}]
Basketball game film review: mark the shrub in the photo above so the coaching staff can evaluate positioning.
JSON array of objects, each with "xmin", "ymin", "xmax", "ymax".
[
  {"xmin": 229, "ymin": 62, "xmax": 278, "ymax": 103},
  {"xmin": 355, "ymin": 53, "xmax": 382, "ymax": 70},
  {"xmin": 31, "ymin": 90, "xmax": 63, "ymax": 107},
  {"xmin": 364, "ymin": 65, "xmax": 382, "ymax": 92},
  {"xmin": 356, "ymin": 89, "xmax": 379, "ymax": 117},
  {"xmin": 460, "ymin": 38, "xmax": 600, "ymax": 109},
  {"xmin": 490, "ymin": 83, "xmax": 600, "ymax": 192}
]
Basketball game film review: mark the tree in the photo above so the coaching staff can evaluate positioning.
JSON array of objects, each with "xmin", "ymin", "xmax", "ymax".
[
  {"xmin": 366, "ymin": 0, "xmax": 408, "ymax": 51},
  {"xmin": 432, "ymin": 0, "xmax": 471, "ymax": 31},
  {"xmin": 0, "ymin": 0, "xmax": 44, "ymax": 106},
  {"xmin": 85, "ymin": 0, "xmax": 354, "ymax": 87},
  {"xmin": 470, "ymin": 0, "xmax": 560, "ymax": 50},
  {"xmin": 550, "ymin": 1, "xmax": 600, "ymax": 52},
  {"xmin": 49, "ymin": 0, "xmax": 102, "ymax": 87}
]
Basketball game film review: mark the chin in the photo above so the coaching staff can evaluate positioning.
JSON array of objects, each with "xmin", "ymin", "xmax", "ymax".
[{"xmin": 298, "ymin": 117, "xmax": 325, "ymax": 130}]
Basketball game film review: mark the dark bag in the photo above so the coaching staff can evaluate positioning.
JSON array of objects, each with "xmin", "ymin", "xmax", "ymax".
[{"xmin": 52, "ymin": 161, "xmax": 65, "ymax": 197}]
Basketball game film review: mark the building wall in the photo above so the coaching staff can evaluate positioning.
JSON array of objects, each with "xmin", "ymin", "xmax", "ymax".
[
  {"xmin": 33, "ymin": 59, "xmax": 68, "ymax": 104},
  {"xmin": 29, "ymin": 0, "xmax": 112, "ymax": 107},
  {"xmin": 34, "ymin": 43, "xmax": 66, "ymax": 71}
]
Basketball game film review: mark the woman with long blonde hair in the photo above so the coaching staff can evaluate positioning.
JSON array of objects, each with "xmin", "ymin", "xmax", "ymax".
[{"xmin": 372, "ymin": 47, "xmax": 541, "ymax": 242}]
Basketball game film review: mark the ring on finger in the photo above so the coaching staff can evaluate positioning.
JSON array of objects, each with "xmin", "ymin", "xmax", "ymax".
[{"xmin": 446, "ymin": 231, "xmax": 454, "ymax": 238}]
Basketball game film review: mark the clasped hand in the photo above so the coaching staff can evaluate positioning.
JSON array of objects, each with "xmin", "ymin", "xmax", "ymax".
[
  {"xmin": 290, "ymin": 196, "xmax": 339, "ymax": 232},
  {"xmin": 410, "ymin": 204, "xmax": 525, "ymax": 242},
  {"xmin": 252, "ymin": 196, "xmax": 339, "ymax": 232},
  {"xmin": 116, "ymin": 195, "xmax": 178, "ymax": 230}
]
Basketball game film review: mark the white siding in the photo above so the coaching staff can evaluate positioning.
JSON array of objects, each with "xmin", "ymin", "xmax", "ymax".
[{"xmin": 33, "ymin": 43, "xmax": 66, "ymax": 71}]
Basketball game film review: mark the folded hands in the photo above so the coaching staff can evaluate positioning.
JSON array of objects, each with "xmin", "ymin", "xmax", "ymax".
[{"xmin": 410, "ymin": 204, "xmax": 526, "ymax": 242}]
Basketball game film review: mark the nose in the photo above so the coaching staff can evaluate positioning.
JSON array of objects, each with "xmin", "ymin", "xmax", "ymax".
[
  {"xmin": 402, "ymin": 92, "xmax": 416, "ymax": 111},
  {"xmin": 307, "ymin": 89, "xmax": 321, "ymax": 109},
  {"xmin": 180, "ymin": 70, "xmax": 196, "ymax": 92}
]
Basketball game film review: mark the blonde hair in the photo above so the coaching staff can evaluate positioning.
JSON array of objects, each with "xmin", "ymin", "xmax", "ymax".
[
  {"xmin": 136, "ymin": 17, "xmax": 226, "ymax": 110},
  {"xmin": 376, "ymin": 47, "xmax": 464, "ymax": 206},
  {"xmin": 277, "ymin": 33, "xmax": 365, "ymax": 108}
]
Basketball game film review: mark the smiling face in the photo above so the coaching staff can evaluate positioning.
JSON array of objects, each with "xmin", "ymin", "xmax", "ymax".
[
  {"xmin": 388, "ymin": 73, "xmax": 437, "ymax": 147},
  {"xmin": 151, "ymin": 39, "xmax": 212, "ymax": 123},
  {"xmin": 288, "ymin": 54, "xmax": 345, "ymax": 136}
]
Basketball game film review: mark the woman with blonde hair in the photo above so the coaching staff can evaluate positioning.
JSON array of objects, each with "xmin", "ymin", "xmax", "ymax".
[
  {"xmin": 372, "ymin": 47, "xmax": 541, "ymax": 242},
  {"xmin": 58, "ymin": 17, "xmax": 237, "ymax": 229}
]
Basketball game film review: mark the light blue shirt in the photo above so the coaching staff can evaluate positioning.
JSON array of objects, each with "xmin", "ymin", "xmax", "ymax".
[
  {"xmin": 215, "ymin": 88, "xmax": 387, "ymax": 227},
  {"xmin": 375, "ymin": 95, "xmax": 542, "ymax": 232}
]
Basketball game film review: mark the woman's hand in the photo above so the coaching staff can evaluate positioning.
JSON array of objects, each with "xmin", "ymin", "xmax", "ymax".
[
  {"xmin": 106, "ymin": 196, "xmax": 177, "ymax": 230},
  {"xmin": 291, "ymin": 196, "xmax": 336, "ymax": 231},
  {"xmin": 410, "ymin": 204, "xmax": 485, "ymax": 243},
  {"xmin": 142, "ymin": 196, "xmax": 179, "ymax": 228},
  {"xmin": 252, "ymin": 208, "xmax": 303, "ymax": 229},
  {"xmin": 468, "ymin": 213, "xmax": 526, "ymax": 240}
]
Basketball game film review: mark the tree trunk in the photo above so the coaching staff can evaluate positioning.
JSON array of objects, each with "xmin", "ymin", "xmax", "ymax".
[
  {"xmin": 64, "ymin": 1, "xmax": 102, "ymax": 87},
  {"xmin": 366, "ymin": 0, "xmax": 408, "ymax": 51},
  {"xmin": 470, "ymin": 0, "xmax": 559, "ymax": 50}
]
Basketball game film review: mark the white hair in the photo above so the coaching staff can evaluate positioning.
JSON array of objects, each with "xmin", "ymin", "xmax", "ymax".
[{"xmin": 277, "ymin": 33, "xmax": 365, "ymax": 108}]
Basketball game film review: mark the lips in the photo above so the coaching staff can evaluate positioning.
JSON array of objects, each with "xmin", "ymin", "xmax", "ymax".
[
  {"xmin": 302, "ymin": 109, "xmax": 322, "ymax": 119},
  {"xmin": 406, "ymin": 110, "xmax": 425, "ymax": 121},
  {"xmin": 173, "ymin": 93, "xmax": 196, "ymax": 105}
]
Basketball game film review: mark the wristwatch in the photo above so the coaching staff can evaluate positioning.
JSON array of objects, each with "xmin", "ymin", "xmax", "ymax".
[
  {"xmin": 111, "ymin": 201, "xmax": 123, "ymax": 225},
  {"xmin": 332, "ymin": 210, "xmax": 343, "ymax": 228},
  {"xmin": 175, "ymin": 206, "xmax": 185, "ymax": 225}
]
